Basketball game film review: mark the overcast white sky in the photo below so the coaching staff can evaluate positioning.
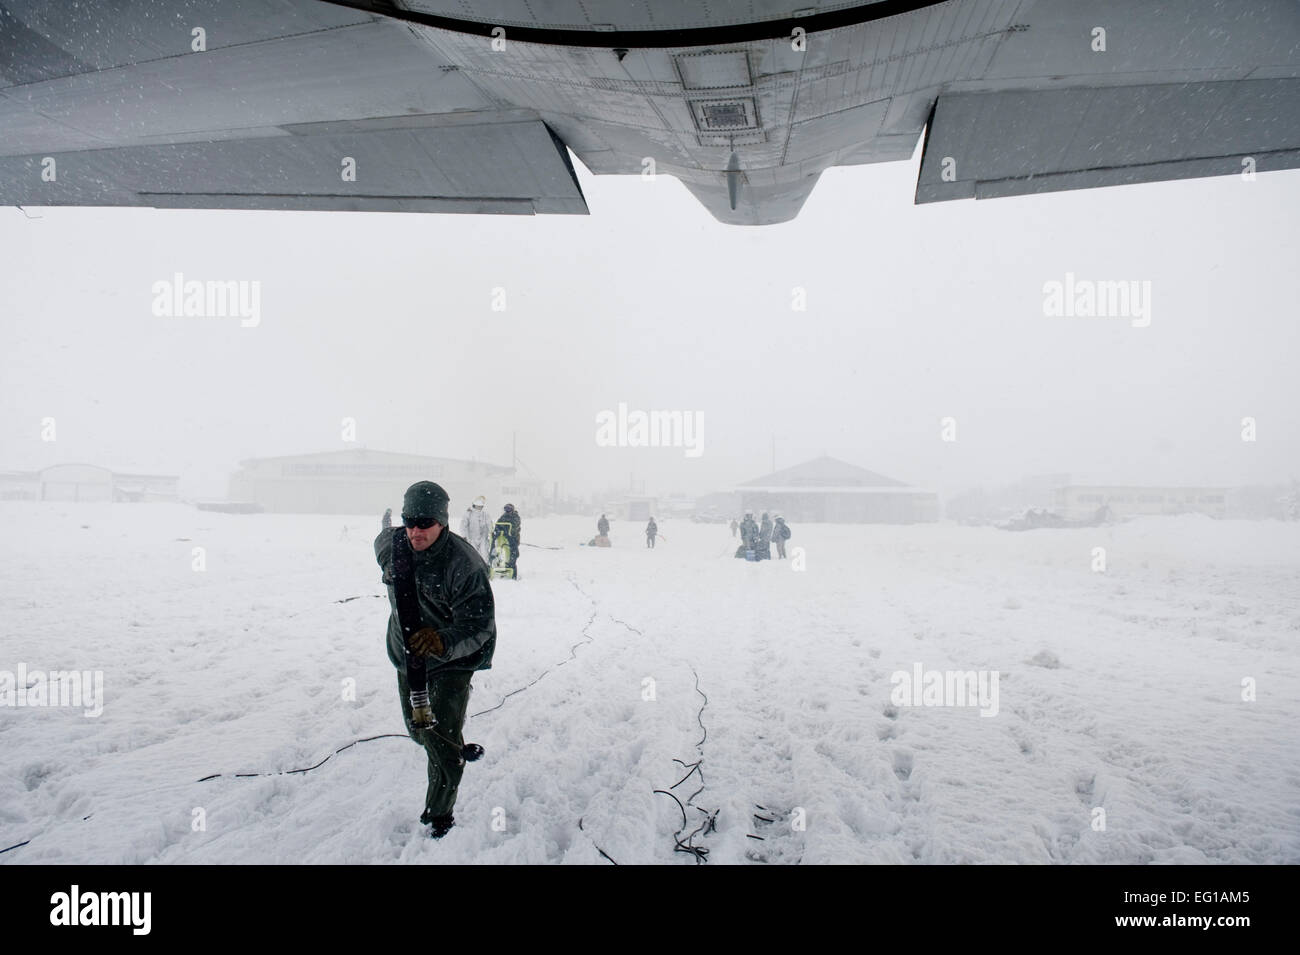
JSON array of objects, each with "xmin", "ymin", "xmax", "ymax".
[{"xmin": 1, "ymin": 146, "xmax": 1297, "ymax": 501}]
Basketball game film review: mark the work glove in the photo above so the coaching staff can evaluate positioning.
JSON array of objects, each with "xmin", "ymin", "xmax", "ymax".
[{"xmin": 411, "ymin": 627, "xmax": 445, "ymax": 657}]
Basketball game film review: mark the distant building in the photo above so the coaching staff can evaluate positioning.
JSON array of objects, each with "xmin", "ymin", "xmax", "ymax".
[
  {"xmin": 658, "ymin": 494, "xmax": 696, "ymax": 519},
  {"xmin": 227, "ymin": 448, "xmax": 543, "ymax": 516},
  {"xmin": 109, "ymin": 469, "xmax": 181, "ymax": 502},
  {"xmin": 0, "ymin": 470, "xmax": 40, "ymax": 500},
  {"xmin": 946, "ymin": 473, "xmax": 1072, "ymax": 524},
  {"xmin": 1227, "ymin": 483, "xmax": 1300, "ymax": 520},
  {"xmin": 0, "ymin": 464, "xmax": 178, "ymax": 502},
  {"xmin": 694, "ymin": 490, "xmax": 742, "ymax": 519},
  {"xmin": 623, "ymin": 495, "xmax": 657, "ymax": 522},
  {"xmin": 737, "ymin": 456, "xmax": 938, "ymax": 523},
  {"xmin": 1055, "ymin": 485, "xmax": 1227, "ymax": 521}
]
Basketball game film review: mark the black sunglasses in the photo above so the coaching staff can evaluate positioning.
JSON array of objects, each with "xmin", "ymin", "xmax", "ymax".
[{"xmin": 402, "ymin": 516, "xmax": 439, "ymax": 529}]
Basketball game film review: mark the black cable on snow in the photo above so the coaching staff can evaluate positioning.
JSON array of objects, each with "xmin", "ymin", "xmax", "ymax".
[
  {"xmin": 607, "ymin": 617, "xmax": 719, "ymax": 861},
  {"xmin": 196, "ymin": 733, "xmax": 410, "ymax": 781},
  {"xmin": 20, "ymin": 577, "xmax": 610, "ymax": 855},
  {"xmin": 7, "ymin": 731, "xmax": 438, "ymax": 856},
  {"xmin": 201, "ymin": 575, "xmax": 601, "ymax": 781},
  {"xmin": 469, "ymin": 574, "xmax": 598, "ymax": 718},
  {"xmin": 577, "ymin": 817, "xmax": 618, "ymax": 865},
  {"xmin": 469, "ymin": 607, "xmax": 597, "ymax": 718},
  {"xmin": 670, "ymin": 758, "xmax": 705, "ymax": 805},
  {"xmin": 199, "ymin": 599, "xmax": 599, "ymax": 780},
  {"xmin": 651, "ymin": 666, "xmax": 717, "ymax": 863},
  {"xmin": 609, "ymin": 616, "xmax": 643, "ymax": 636},
  {"xmin": 286, "ymin": 592, "xmax": 385, "ymax": 619},
  {"xmin": 653, "ymin": 789, "xmax": 688, "ymax": 826}
]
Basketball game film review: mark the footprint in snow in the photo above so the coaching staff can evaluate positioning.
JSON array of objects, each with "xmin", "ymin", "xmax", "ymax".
[{"xmin": 893, "ymin": 750, "xmax": 914, "ymax": 781}]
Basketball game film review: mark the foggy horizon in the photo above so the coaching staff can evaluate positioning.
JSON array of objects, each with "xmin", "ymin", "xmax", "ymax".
[{"xmin": 3, "ymin": 147, "xmax": 1297, "ymax": 505}]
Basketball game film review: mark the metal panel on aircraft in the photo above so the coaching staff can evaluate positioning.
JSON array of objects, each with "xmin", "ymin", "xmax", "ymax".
[
  {"xmin": 916, "ymin": 80, "xmax": 1300, "ymax": 203},
  {"xmin": 0, "ymin": 113, "xmax": 587, "ymax": 215}
]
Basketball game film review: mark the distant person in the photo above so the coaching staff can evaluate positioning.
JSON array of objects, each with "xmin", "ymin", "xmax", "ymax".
[
  {"xmin": 773, "ymin": 515, "xmax": 791, "ymax": 559},
  {"xmin": 730, "ymin": 518, "xmax": 739, "ymax": 537},
  {"xmin": 458, "ymin": 495, "xmax": 492, "ymax": 563},
  {"xmin": 758, "ymin": 512, "xmax": 773, "ymax": 560},
  {"xmin": 737, "ymin": 511, "xmax": 758, "ymax": 559},
  {"xmin": 646, "ymin": 517, "xmax": 657, "ymax": 548},
  {"xmin": 591, "ymin": 513, "xmax": 611, "ymax": 548},
  {"xmin": 491, "ymin": 503, "xmax": 521, "ymax": 579}
]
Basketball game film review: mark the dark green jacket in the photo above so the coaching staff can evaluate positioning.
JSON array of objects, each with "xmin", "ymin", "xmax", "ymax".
[{"xmin": 375, "ymin": 526, "xmax": 496, "ymax": 674}]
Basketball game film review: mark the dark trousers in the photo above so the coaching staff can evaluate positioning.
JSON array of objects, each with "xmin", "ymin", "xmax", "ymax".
[
  {"xmin": 776, "ymin": 539, "xmax": 787, "ymax": 558},
  {"xmin": 397, "ymin": 666, "xmax": 475, "ymax": 818},
  {"xmin": 646, "ymin": 535, "xmax": 655, "ymax": 548}
]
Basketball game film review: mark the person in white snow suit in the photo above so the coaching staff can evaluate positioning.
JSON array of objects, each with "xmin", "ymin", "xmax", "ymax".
[
  {"xmin": 773, "ymin": 515, "xmax": 791, "ymax": 559},
  {"xmin": 458, "ymin": 496, "xmax": 492, "ymax": 563}
]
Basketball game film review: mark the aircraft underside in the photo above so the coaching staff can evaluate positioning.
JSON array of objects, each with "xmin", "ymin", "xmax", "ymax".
[{"xmin": 0, "ymin": 0, "xmax": 1297, "ymax": 224}]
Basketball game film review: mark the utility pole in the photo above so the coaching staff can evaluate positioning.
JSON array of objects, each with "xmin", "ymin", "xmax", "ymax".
[{"xmin": 772, "ymin": 434, "xmax": 776, "ymax": 473}]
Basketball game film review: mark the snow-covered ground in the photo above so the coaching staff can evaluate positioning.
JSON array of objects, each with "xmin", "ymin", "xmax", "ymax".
[{"xmin": 2, "ymin": 502, "xmax": 1297, "ymax": 864}]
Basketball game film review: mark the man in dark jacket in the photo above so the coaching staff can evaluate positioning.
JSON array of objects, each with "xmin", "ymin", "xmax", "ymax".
[
  {"xmin": 375, "ymin": 481, "xmax": 496, "ymax": 838},
  {"xmin": 737, "ymin": 511, "xmax": 758, "ymax": 558},
  {"xmin": 773, "ymin": 515, "xmax": 791, "ymax": 558},
  {"xmin": 597, "ymin": 514, "xmax": 610, "ymax": 536},
  {"xmin": 492, "ymin": 503, "xmax": 521, "ymax": 578},
  {"xmin": 758, "ymin": 512, "xmax": 773, "ymax": 560},
  {"xmin": 645, "ymin": 517, "xmax": 657, "ymax": 548}
]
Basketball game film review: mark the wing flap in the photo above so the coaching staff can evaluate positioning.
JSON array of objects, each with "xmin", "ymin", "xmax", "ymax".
[
  {"xmin": 916, "ymin": 79, "xmax": 1300, "ymax": 203},
  {"xmin": 0, "ymin": 113, "xmax": 587, "ymax": 214}
]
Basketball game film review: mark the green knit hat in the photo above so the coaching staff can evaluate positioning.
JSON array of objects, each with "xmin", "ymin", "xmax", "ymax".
[{"xmin": 402, "ymin": 481, "xmax": 450, "ymax": 525}]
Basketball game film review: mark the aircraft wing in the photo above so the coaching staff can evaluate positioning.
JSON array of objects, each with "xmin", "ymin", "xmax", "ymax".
[
  {"xmin": 0, "ymin": 1, "xmax": 586, "ymax": 214},
  {"xmin": 0, "ymin": 0, "xmax": 1297, "ymax": 224}
]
